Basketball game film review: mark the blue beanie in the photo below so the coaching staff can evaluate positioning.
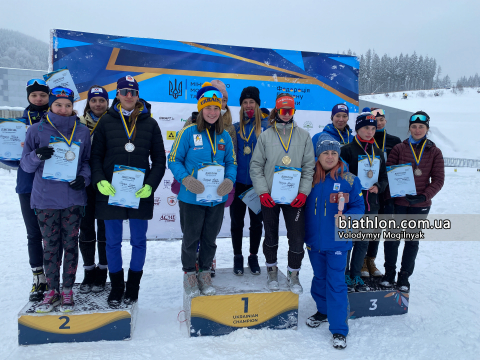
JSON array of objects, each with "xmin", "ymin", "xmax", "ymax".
[
  {"xmin": 117, "ymin": 75, "xmax": 139, "ymax": 91},
  {"xmin": 362, "ymin": 107, "xmax": 371, "ymax": 112},
  {"xmin": 316, "ymin": 134, "xmax": 341, "ymax": 157},
  {"xmin": 88, "ymin": 86, "xmax": 109, "ymax": 102},
  {"xmin": 331, "ymin": 103, "xmax": 349, "ymax": 119},
  {"xmin": 355, "ymin": 112, "xmax": 377, "ymax": 131},
  {"xmin": 49, "ymin": 87, "xmax": 74, "ymax": 107}
]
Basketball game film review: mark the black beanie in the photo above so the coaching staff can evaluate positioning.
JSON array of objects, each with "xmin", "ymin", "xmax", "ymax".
[
  {"xmin": 239, "ymin": 86, "xmax": 260, "ymax": 106},
  {"xmin": 27, "ymin": 81, "xmax": 50, "ymax": 104},
  {"xmin": 409, "ymin": 111, "xmax": 430, "ymax": 128}
]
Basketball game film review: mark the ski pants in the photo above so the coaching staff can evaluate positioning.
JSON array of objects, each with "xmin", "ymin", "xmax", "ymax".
[
  {"xmin": 79, "ymin": 184, "xmax": 107, "ymax": 267},
  {"xmin": 19, "ymin": 193, "xmax": 44, "ymax": 268},
  {"xmin": 37, "ymin": 206, "xmax": 82, "ymax": 292},
  {"xmin": 104, "ymin": 219, "xmax": 148, "ymax": 273},
  {"xmin": 230, "ymin": 183, "xmax": 263, "ymax": 256},
  {"xmin": 384, "ymin": 205, "xmax": 430, "ymax": 276},
  {"xmin": 261, "ymin": 204, "xmax": 305, "ymax": 270},
  {"xmin": 179, "ymin": 201, "xmax": 224, "ymax": 272},
  {"xmin": 308, "ymin": 249, "xmax": 349, "ymax": 337},
  {"xmin": 366, "ymin": 198, "xmax": 395, "ymax": 258}
]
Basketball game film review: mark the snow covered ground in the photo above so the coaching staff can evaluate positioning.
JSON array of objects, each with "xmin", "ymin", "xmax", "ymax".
[
  {"xmin": 1, "ymin": 165, "xmax": 479, "ymax": 359},
  {"xmin": 361, "ymin": 88, "xmax": 480, "ymax": 160}
]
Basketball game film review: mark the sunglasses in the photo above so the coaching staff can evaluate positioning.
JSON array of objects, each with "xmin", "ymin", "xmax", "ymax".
[
  {"xmin": 278, "ymin": 108, "xmax": 295, "ymax": 116},
  {"xmin": 319, "ymin": 140, "xmax": 341, "ymax": 147},
  {"xmin": 26, "ymin": 79, "xmax": 48, "ymax": 88},
  {"xmin": 371, "ymin": 109, "xmax": 385, "ymax": 117},
  {"xmin": 50, "ymin": 87, "xmax": 74, "ymax": 98},
  {"xmin": 200, "ymin": 90, "xmax": 223, "ymax": 99},
  {"xmin": 410, "ymin": 114, "xmax": 428, "ymax": 122},
  {"xmin": 118, "ymin": 89, "xmax": 139, "ymax": 97}
]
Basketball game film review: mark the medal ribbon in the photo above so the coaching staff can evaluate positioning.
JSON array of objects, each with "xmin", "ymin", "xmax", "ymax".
[
  {"xmin": 242, "ymin": 123, "xmax": 255, "ymax": 145},
  {"xmin": 374, "ymin": 129, "xmax": 386, "ymax": 153},
  {"xmin": 89, "ymin": 111, "xmax": 107, "ymax": 136},
  {"xmin": 206, "ymin": 128, "xmax": 217, "ymax": 158},
  {"xmin": 274, "ymin": 122, "xmax": 294, "ymax": 154},
  {"xmin": 409, "ymin": 139, "xmax": 427, "ymax": 166},
  {"xmin": 27, "ymin": 111, "xmax": 34, "ymax": 126},
  {"xmin": 119, "ymin": 105, "xmax": 136, "ymax": 141},
  {"xmin": 336, "ymin": 127, "xmax": 350, "ymax": 144},
  {"xmin": 355, "ymin": 136, "xmax": 374, "ymax": 167},
  {"xmin": 46, "ymin": 115, "xmax": 77, "ymax": 147}
]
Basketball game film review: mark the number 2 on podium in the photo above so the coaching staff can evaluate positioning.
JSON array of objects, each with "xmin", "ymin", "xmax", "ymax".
[
  {"xmin": 59, "ymin": 316, "xmax": 71, "ymax": 329},
  {"xmin": 241, "ymin": 297, "xmax": 249, "ymax": 313}
]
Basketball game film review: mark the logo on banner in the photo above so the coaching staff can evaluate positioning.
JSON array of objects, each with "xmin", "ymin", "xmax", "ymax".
[
  {"xmin": 169, "ymin": 79, "xmax": 183, "ymax": 99},
  {"xmin": 164, "ymin": 180, "xmax": 171, "ymax": 189},
  {"xmin": 154, "ymin": 197, "xmax": 161, "ymax": 206},
  {"xmin": 167, "ymin": 196, "xmax": 178, "ymax": 206},
  {"xmin": 167, "ymin": 131, "xmax": 176, "ymax": 140},
  {"xmin": 159, "ymin": 117, "xmax": 174, "ymax": 121},
  {"xmin": 160, "ymin": 214, "xmax": 176, "ymax": 222},
  {"xmin": 194, "ymin": 134, "xmax": 203, "ymax": 146},
  {"xmin": 303, "ymin": 121, "xmax": 313, "ymax": 130}
]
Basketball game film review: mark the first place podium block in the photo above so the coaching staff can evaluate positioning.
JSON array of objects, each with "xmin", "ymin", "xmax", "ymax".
[
  {"xmin": 18, "ymin": 283, "xmax": 137, "ymax": 346},
  {"xmin": 184, "ymin": 267, "xmax": 298, "ymax": 337}
]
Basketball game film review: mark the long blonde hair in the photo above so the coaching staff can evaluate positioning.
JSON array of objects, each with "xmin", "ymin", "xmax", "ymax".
[{"xmin": 239, "ymin": 103, "xmax": 262, "ymax": 140}]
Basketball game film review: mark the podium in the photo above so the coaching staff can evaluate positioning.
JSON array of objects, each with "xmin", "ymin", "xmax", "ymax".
[
  {"xmin": 18, "ymin": 283, "xmax": 137, "ymax": 346},
  {"xmin": 184, "ymin": 267, "xmax": 298, "ymax": 337}
]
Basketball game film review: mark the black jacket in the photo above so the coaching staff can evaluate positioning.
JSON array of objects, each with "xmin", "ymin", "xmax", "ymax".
[
  {"xmin": 340, "ymin": 138, "xmax": 388, "ymax": 213},
  {"xmin": 90, "ymin": 99, "xmax": 166, "ymax": 220},
  {"xmin": 374, "ymin": 130, "xmax": 402, "ymax": 159}
]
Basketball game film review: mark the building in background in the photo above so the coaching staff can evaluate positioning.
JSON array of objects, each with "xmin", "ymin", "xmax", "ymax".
[{"xmin": 0, "ymin": 67, "xmax": 46, "ymax": 108}]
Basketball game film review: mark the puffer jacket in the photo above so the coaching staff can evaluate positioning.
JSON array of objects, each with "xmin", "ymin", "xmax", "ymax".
[{"xmin": 312, "ymin": 123, "xmax": 354, "ymax": 149}]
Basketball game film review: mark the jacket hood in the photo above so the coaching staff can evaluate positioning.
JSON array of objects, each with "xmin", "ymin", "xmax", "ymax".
[{"xmin": 45, "ymin": 111, "xmax": 79, "ymax": 136}]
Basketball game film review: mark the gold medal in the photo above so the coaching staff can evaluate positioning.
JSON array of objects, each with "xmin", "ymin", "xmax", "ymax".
[
  {"xmin": 244, "ymin": 145, "xmax": 251, "ymax": 155},
  {"xmin": 414, "ymin": 168, "xmax": 422, "ymax": 176},
  {"xmin": 65, "ymin": 150, "xmax": 76, "ymax": 162},
  {"xmin": 282, "ymin": 156, "xmax": 291, "ymax": 165}
]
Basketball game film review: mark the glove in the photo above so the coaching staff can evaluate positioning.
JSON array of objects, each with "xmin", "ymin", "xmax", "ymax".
[
  {"xmin": 35, "ymin": 146, "xmax": 55, "ymax": 161},
  {"xmin": 259, "ymin": 193, "xmax": 276, "ymax": 208},
  {"xmin": 69, "ymin": 176, "xmax": 85, "ymax": 191},
  {"xmin": 291, "ymin": 193, "xmax": 307, "ymax": 208},
  {"xmin": 136, "ymin": 184, "xmax": 152, "ymax": 198},
  {"xmin": 97, "ymin": 180, "xmax": 116, "ymax": 196},
  {"xmin": 182, "ymin": 175, "xmax": 205, "ymax": 194},
  {"xmin": 405, "ymin": 194, "xmax": 426, "ymax": 205},
  {"xmin": 216, "ymin": 178, "xmax": 233, "ymax": 197}
]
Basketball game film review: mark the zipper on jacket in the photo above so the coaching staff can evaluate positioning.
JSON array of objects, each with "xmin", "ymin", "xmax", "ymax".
[
  {"xmin": 315, "ymin": 198, "xmax": 317, "ymax": 215},
  {"xmin": 324, "ymin": 200, "xmax": 327, "ymax": 216}
]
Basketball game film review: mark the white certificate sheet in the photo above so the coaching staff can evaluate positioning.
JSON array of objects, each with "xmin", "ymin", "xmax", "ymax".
[
  {"xmin": 357, "ymin": 155, "xmax": 380, "ymax": 190},
  {"xmin": 387, "ymin": 163, "xmax": 417, "ymax": 198},
  {"xmin": 42, "ymin": 136, "xmax": 80, "ymax": 182},
  {"xmin": 43, "ymin": 67, "xmax": 80, "ymax": 101},
  {"xmin": 108, "ymin": 165, "xmax": 146, "ymax": 209},
  {"xmin": 271, "ymin": 166, "xmax": 302, "ymax": 205},
  {"xmin": 0, "ymin": 118, "xmax": 27, "ymax": 161},
  {"xmin": 196, "ymin": 162, "xmax": 224, "ymax": 204},
  {"xmin": 239, "ymin": 187, "xmax": 261, "ymax": 215}
]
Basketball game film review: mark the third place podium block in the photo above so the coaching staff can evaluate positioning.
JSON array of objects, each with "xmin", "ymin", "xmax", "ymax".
[{"xmin": 184, "ymin": 267, "xmax": 298, "ymax": 337}]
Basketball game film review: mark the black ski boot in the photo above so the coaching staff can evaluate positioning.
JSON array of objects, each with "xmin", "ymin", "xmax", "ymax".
[
  {"xmin": 124, "ymin": 269, "xmax": 143, "ymax": 305},
  {"xmin": 248, "ymin": 254, "xmax": 261, "ymax": 275},
  {"xmin": 333, "ymin": 334, "xmax": 347, "ymax": 349},
  {"xmin": 380, "ymin": 269, "xmax": 396, "ymax": 288},
  {"xmin": 79, "ymin": 267, "xmax": 97, "ymax": 294},
  {"xmin": 29, "ymin": 267, "xmax": 47, "ymax": 302},
  {"xmin": 92, "ymin": 267, "xmax": 108, "ymax": 293},
  {"xmin": 306, "ymin": 311, "xmax": 328, "ymax": 328},
  {"xmin": 108, "ymin": 269, "xmax": 125, "ymax": 308},
  {"xmin": 233, "ymin": 254, "xmax": 244, "ymax": 275},
  {"xmin": 396, "ymin": 271, "xmax": 410, "ymax": 293}
]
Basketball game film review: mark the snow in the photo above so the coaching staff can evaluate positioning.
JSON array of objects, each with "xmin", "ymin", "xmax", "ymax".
[{"xmin": 361, "ymin": 88, "xmax": 480, "ymax": 160}]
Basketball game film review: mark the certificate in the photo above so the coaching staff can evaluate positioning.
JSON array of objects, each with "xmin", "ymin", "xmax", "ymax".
[
  {"xmin": 387, "ymin": 163, "xmax": 417, "ymax": 198},
  {"xmin": 43, "ymin": 67, "xmax": 80, "ymax": 101},
  {"xmin": 108, "ymin": 165, "xmax": 146, "ymax": 209},
  {"xmin": 271, "ymin": 166, "xmax": 302, "ymax": 204},
  {"xmin": 196, "ymin": 162, "xmax": 224, "ymax": 204},
  {"xmin": 0, "ymin": 118, "xmax": 27, "ymax": 161},
  {"xmin": 239, "ymin": 187, "xmax": 261, "ymax": 215},
  {"xmin": 357, "ymin": 155, "xmax": 380, "ymax": 190},
  {"xmin": 42, "ymin": 136, "xmax": 80, "ymax": 182}
]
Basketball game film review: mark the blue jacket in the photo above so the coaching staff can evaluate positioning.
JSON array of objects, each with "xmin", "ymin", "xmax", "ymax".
[
  {"xmin": 168, "ymin": 123, "xmax": 237, "ymax": 206},
  {"xmin": 311, "ymin": 124, "xmax": 354, "ymax": 150},
  {"xmin": 233, "ymin": 116, "xmax": 269, "ymax": 185},
  {"xmin": 304, "ymin": 167, "xmax": 365, "ymax": 252},
  {"xmin": 0, "ymin": 106, "xmax": 47, "ymax": 194}
]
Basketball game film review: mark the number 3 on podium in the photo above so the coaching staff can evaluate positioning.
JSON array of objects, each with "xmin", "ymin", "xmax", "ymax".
[{"xmin": 59, "ymin": 316, "xmax": 71, "ymax": 329}]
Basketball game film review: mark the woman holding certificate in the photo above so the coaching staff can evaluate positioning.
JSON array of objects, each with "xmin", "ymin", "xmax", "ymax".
[
  {"xmin": 250, "ymin": 93, "xmax": 315, "ymax": 294},
  {"xmin": 169, "ymin": 82, "xmax": 237, "ymax": 297},
  {"xmin": 230, "ymin": 86, "xmax": 269, "ymax": 276},
  {"xmin": 20, "ymin": 87, "xmax": 92, "ymax": 312},
  {"xmin": 304, "ymin": 134, "xmax": 365, "ymax": 349},
  {"xmin": 382, "ymin": 111, "xmax": 444, "ymax": 292},
  {"xmin": 340, "ymin": 113, "xmax": 388, "ymax": 292},
  {"xmin": 90, "ymin": 76, "xmax": 166, "ymax": 308}
]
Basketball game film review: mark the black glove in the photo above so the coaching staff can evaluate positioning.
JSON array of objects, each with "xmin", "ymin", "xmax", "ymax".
[
  {"xmin": 69, "ymin": 176, "xmax": 85, "ymax": 190},
  {"xmin": 35, "ymin": 146, "xmax": 55, "ymax": 161},
  {"xmin": 405, "ymin": 194, "xmax": 426, "ymax": 205}
]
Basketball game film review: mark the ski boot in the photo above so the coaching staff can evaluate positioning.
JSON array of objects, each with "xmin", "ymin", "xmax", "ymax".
[
  {"xmin": 29, "ymin": 267, "xmax": 47, "ymax": 302},
  {"xmin": 306, "ymin": 311, "xmax": 328, "ymax": 328},
  {"xmin": 287, "ymin": 270, "xmax": 303, "ymax": 294}
]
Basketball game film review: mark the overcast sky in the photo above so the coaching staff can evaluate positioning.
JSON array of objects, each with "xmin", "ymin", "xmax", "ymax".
[{"xmin": 3, "ymin": 0, "xmax": 479, "ymax": 80}]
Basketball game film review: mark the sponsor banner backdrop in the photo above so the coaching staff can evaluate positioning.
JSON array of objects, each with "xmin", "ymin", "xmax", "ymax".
[{"xmin": 56, "ymin": 29, "xmax": 359, "ymax": 239}]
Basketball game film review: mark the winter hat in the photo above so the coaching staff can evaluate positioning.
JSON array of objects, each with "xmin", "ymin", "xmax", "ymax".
[
  {"xmin": 409, "ymin": 110, "xmax": 430, "ymax": 128},
  {"xmin": 88, "ymin": 86, "xmax": 109, "ymax": 102},
  {"xmin": 239, "ymin": 86, "xmax": 260, "ymax": 106},
  {"xmin": 275, "ymin": 95, "xmax": 295, "ymax": 109},
  {"xmin": 316, "ymin": 134, "xmax": 341, "ymax": 157},
  {"xmin": 331, "ymin": 103, "xmax": 349, "ymax": 119},
  {"xmin": 196, "ymin": 82, "xmax": 222, "ymax": 111},
  {"xmin": 49, "ymin": 87, "xmax": 75, "ymax": 107},
  {"xmin": 26, "ymin": 79, "xmax": 50, "ymax": 99},
  {"xmin": 362, "ymin": 107, "xmax": 371, "ymax": 113},
  {"xmin": 117, "ymin": 75, "xmax": 139, "ymax": 91},
  {"xmin": 261, "ymin": 107, "xmax": 270, "ymax": 118},
  {"xmin": 210, "ymin": 80, "xmax": 228, "ymax": 101},
  {"xmin": 355, "ymin": 112, "xmax": 377, "ymax": 131}
]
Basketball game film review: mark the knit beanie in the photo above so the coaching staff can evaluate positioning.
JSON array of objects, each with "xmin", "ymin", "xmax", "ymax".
[
  {"xmin": 26, "ymin": 79, "xmax": 49, "ymax": 103},
  {"xmin": 88, "ymin": 86, "xmax": 109, "ymax": 102},
  {"xmin": 409, "ymin": 110, "xmax": 430, "ymax": 128},
  {"xmin": 196, "ymin": 82, "xmax": 222, "ymax": 111},
  {"xmin": 239, "ymin": 86, "xmax": 260, "ymax": 106},
  {"xmin": 49, "ymin": 87, "xmax": 75, "ymax": 107},
  {"xmin": 355, "ymin": 112, "xmax": 377, "ymax": 131},
  {"xmin": 331, "ymin": 103, "xmax": 349, "ymax": 119},
  {"xmin": 316, "ymin": 134, "xmax": 341, "ymax": 157},
  {"xmin": 210, "ymin": 80, "xmax": 228, "ymax": 101},
  {"xmin": 117, "ymin": 75, "xmax": 139, "ymax": 90}
]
